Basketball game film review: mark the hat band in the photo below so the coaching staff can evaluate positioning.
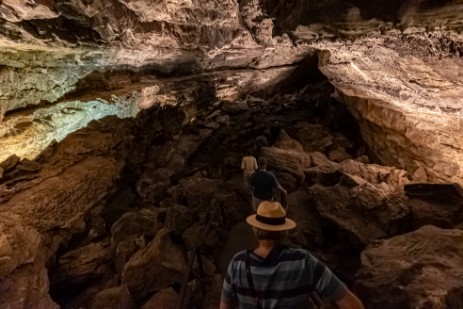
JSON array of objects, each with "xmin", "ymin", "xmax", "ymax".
[{"xmin": 256, "ymin": 214, "xmax": 286, "ymax": 225}]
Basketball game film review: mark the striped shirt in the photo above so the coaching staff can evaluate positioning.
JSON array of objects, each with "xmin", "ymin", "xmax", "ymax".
[{"xmin": 221, "ymin": 247, "xmax": 347, "ymax": 308}]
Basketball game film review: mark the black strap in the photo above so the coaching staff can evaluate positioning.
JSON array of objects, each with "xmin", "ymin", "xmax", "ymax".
[{"xmin": 245, "ymin": 250, "xmax": 263, "ymax": 309}]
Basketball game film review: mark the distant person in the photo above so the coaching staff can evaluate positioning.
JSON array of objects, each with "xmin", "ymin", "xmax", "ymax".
[
  {"xmin": 255, "ymin": 134, "xmax": 268, "ymax": 155},
  {"xmin": 241, "ymin": 149, "xmax": 258, "ymax": 188},
  {"xmin": 220, "ymin": 201, "xmax": 364, "ymax": 309},
  {"xmin": 250, "ymin": 157, "xmax": 287, "ymax": 211}
]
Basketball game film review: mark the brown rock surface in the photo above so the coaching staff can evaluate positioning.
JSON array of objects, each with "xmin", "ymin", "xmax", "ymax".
[
  {"xmin": 357, "ymin": 225, "xmax": 463, "ymax": 309},
  {"xmin": 51, "ymin": 242, "xmax": 112, "ymax": 288},
  {"xmin": 91, "ymin": 285, "xmax": 132, "ymax": 309},
  {"xmin": 0, "ymin": 117, "xmax": 135, "ymax": 308},
  {"xmin": 0, "ymin": 0, "xmax": 461, "ymax": 188},
  {"xmin": 1, "ymin": 2, "xmax": 463, "ymax": 308},
  {"xmin": 141, "ymin": 287, "xmax": 178, "ymax": 309},
  {"xmin": 121, "ymin": 228, "xmax": 186, "ymax": 299}
]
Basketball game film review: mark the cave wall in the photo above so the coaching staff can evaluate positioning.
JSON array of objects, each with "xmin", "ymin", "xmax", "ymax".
[
  {"xmin": 1, "ymin": 1, "xmax": 463, "ymax": 308},
  {"xmin": 1, "ymin": 2, "xmax": 463, "ymax": 187},
  {"xmin": 317, "ymin": 39, "xmax": 463, "ymax": 185}
]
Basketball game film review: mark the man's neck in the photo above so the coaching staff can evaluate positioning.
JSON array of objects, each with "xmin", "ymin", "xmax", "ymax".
[{"xmin": 254, "ymin": 240, "xmax": 274, "ymax": 258}]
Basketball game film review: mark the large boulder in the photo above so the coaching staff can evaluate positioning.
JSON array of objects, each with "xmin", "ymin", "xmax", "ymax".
[
  {"xmin": 0, "ymin": 218, "xmax": 58, "ymax": 309},
  {"xmin": 273, "ymin": 129, "xmax": 304, "ymax": 152},
  {"xmin": 260, "ymin": 146, "xmax": 309, "ymax": 184},
  {"xmin": 141, "ymin": 287, "xmax": 178, "ymax": 309},
  {"xmin": 294, "ymin": 123, "xmax": 334, "ymax": 152},
  {"xmin": 357, "ymin": 225, "xmax": 463, "ymax": 309},
  {"xmin": 121, "ymin": 228, "xmax": 186, "ymax": 299},
  {"xmin": 404, "ymin": 183, "xmax": 463, "ymax": 228},
  {"xmin": 307, "ymin": 170, "xmax": 412, "ymax": 244},
  {"xmin": 91, "ymin": 285, "xmax": 132, "ymax": 309},
  {"xmin": 110, "ymin": 208, "xmax": 162, "ymax": 249},
  {"xmin": 51, "ymin": 242, "xmax": 113, "ymax": 288}
]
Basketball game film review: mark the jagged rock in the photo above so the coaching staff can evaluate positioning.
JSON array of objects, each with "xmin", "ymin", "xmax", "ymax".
[
  {"xmin": 295, "ymin": 123, "xmax": 334, "ymax": 152},
  {"xmin": 309, "ymin": 151, "xmax": 334, "ymax": 167},
  {"xmin": 332, "ymin": 133, "xmax": 354, "ymax": 149},
  {"xmin": 2, "ymin": 156, "xmax": 122, "ymax": 253},
  {"xmin": 102, "ymin": 187, "xmax": 138, "ymax": 228},
  {"xmin": 319, "ymin": 39, "xmax": 463, "ymax": 186},
  {"xmin": 182, "ymin": 223, "xmax": 220, "ymax": 250},
  {"xmin": 51, "ymin": 242, "xmax": 112, "ymax": 288},
  {"xmin": 110, "ymin": 209, "xmax": 163, "ymax": 275},
  {"xmin": 404, "ymin": 183, "xmax": 463, "ymax": 204},
  {"xmin": 183, "ymin": 279, "xmax": 205, "ymax": 309},
  {"xmin": 337, "ymin": 160, "xmax": 411, "ymax": 193},
  {"xmin": 285, "ymin": 189, "xmax": 326, "ymax": 247},
  {"xmin": 412, "ymin": 166, "xmax": 428, "ymax": 182},
  {"xmin": 110, "ymin": 208, "xmax": 162, "ymax": 249},
  {"xmin": 177, "ymin": 174, "xmax": 225, "ymax": 209},
  {"xmin": 0, "ymin": 219, "xmax": 42, "ymax": 276},
  {"xmin": 192, "ymin": 254, "xmax": 218, "ymax": 277},
  {"xmin": 307, "ymin": 168, "xmax": 412, "ymax": 244},
  {"xmin": 221, "ymin": 100, "xmax": 249, "ymax": 114},
  {"xmin": 114, "ymin": 239, "xmax": 139, "ymax": 276},
  {"xmin": 201, "ymin": 273, "xmax": 227, "ymax": 309},
  {"xmin": 273, "ymin": 129, "xmax": 303, "ymax": 152},
  {"xmin": 0, "ymin": 257, "xmax": 59, "ymax": 309},
  {"xmin": 260, "ymin": 146, "xmax": 309, "ymax": 184},
  {"xmin": 136, "ymin": 168, "xmax": 172, "ymax": 203},
  {"xmin": 91, "ymin": 285, "xmax": 132, "ymax": 309},
  {"xmin": 121, "ymin": 228, "xmax": 186, "ymax": 299},
  {"xmin": 141, "ymin": 287, "xmax": 178, "ymax": 309},
  {"xmin": 0, "ymin": 117, "xmax": 135, "ymax": 308},
  {"xmin": 275, "ymin": 171, "xmax": 299, "ymax": 192},
  {"xmin": 0, "ymin": 154, "xmax": 20, "ymax": 173},
  {"xmin": 166, "ymin": 134, "xmax": 205, "ymax": 172},
  {"xmin": 327, "ymin": 146, "xmax": 352, "ymax": 163},
  {"xmin": 357, "ymin": 225, "xmax": 463, "ymax": 309},
  {"xmin": 404, "ymin": 183, "xmax": 463, "ymax": 229},
  {"xmin": 355, "ymin": 155, "xmax": 370, "ymax": 164},
  {"xmin": 0, "ymin": 217, "xmax": 57, "ymax": 309},
  {"xmin": 165, "ymin": 204, "xmax": 194, "ymax": 237},
  {"xmin": 15, "ymin": 159, "xmax": 41, "ymax": 172}
]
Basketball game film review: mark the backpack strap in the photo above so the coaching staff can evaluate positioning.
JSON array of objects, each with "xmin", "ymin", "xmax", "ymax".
[{"xmin": 245, "ymin": 250, "xmax": 263, "ymax": 309}]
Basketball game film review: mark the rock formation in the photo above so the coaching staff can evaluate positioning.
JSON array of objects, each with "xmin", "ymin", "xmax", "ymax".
[{"xmin": 1, "ymin": 0, "xmax": 463, "ymax": 308}]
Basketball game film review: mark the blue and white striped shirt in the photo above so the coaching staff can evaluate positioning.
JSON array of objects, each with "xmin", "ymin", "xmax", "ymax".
[{"xmin": 221, "ymin": 247, "xmax": 347, "ymax": 308}]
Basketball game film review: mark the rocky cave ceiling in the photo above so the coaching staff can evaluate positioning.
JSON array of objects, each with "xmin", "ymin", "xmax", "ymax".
[{"xmin": 1, "ymin": 0, "xmax": 463, "ymax": 183}]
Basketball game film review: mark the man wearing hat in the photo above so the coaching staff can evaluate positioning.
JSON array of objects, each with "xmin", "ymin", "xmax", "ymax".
[{"xmin": 219, "ymin": 201, "xmax": 364, "ymax": 309}]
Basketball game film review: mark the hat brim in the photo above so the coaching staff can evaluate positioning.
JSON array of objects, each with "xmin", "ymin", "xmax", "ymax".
[{"xmin": 246, "ymin": 214, "xmax": 296, "ymax": 231}]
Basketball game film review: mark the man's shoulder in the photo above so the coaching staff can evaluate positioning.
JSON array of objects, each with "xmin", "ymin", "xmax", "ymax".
[
  {"xmin": 231, "ymin": 250, "xmax": 248, "ymax": 263},
  {"xmin": 254, "ymin": 170, "xmax": 275, "ymax": 177},
  {"xmin": 281, "ymin": 247, "xmax": 311, "ymax": 260},
  {"xmin": 266, "ymin": 170, "xmax": 277, "ymax": 177}
]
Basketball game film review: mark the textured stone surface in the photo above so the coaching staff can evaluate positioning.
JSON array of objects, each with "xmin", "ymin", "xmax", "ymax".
[
  {"xmin": 0, "ymin": 117, "xmax": 135, "ymax": 308},
  {"xmin": 317, "ymin": 39, "xmax": 463, "ymax": 185},
  {"xmin": 357, "ymin": 225, "xmax": 463, "ymax": 309},
  {"xmin": 91, "ymin": 285, "xmax": 132, "ymax": 309},
  {"xmin": 141, "ymin": 287, "xmax": 178, "ymax": 309},
  {"xmin": 121, "ymin": 228, "xmax": 186, "ymax": 299},
  {"xmin": 0, "ymin": 0, "xmax": 462, "ymax": 186},
  {"xmin": 51, "ymin": 241, "xmax": 112, "ymax": 287},
  {"xmin": 1, "ymin": 2, "xmax": 463, "ymax": 308}
]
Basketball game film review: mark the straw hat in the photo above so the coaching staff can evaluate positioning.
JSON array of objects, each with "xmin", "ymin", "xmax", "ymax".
[{"xmin": 246, "ymin": 201, "xmax": 296, "ymax": 231}]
